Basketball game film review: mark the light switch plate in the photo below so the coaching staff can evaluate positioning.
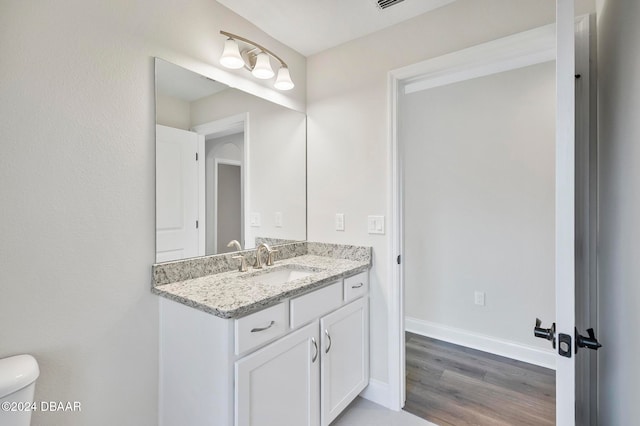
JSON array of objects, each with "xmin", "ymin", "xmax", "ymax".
[
  {"xmin": 275, "ymin": 212, "xmax": 283, "ymax": 228},
  {"xmin": 335, "ymin": 213, "xmax": 345, "ymax": 231},
  {"xmin": 250, "ymin": 212, "xmax": 261, "ymax": 227},
  {"xmin": 367, "ymin": 215, "xmax": 385, "ymax": 234}
]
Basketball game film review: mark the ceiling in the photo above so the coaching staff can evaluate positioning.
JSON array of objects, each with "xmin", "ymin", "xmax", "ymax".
[{"xmin": 216, "ymin": 0, "xmax": 457, "ymax": 56}]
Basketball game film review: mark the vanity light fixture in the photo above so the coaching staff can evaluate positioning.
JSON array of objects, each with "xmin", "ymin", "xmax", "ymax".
[{"xmin": 219, "ymin": 30, "xmax": 295, "ymax": 91}]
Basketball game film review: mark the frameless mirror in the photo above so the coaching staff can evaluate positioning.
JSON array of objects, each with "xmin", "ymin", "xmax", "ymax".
[{"xmin": 155, "ymin": 58, "xmax": 306, "ymax": 263}]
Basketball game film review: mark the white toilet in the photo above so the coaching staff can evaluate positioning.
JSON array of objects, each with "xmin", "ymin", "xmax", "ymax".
[{"xmin": 0, "ymin": 355, "xmax": 40, "ymax": 426}]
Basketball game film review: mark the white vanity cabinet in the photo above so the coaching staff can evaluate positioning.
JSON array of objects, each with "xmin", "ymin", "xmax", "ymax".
[
  {"xmin": 235, "ymin": 321, "xmax": 320, "ymax": 426},
  {"xmin": 159, "ymin": 270, "xmax": 369, "ymax": 426},
  {"xmin": 320, "ymin": 297, "xmax": 368, "ymax": 426}
]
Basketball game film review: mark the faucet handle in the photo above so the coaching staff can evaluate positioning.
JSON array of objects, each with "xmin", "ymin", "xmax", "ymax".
[
  {"xmin": 232, "ymin": 255, "xmax": 248, "ymax": 272},
  {"xmin": 266, "ymin": 249, "xmax": 279, "ymax": 266}
]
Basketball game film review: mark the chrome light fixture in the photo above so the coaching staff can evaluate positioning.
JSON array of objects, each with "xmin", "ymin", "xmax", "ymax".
[{"xmin": 219, "ymin": 30, "xmax": 294, "ymax": 91}]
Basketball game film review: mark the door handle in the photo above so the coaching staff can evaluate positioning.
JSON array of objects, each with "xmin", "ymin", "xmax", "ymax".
[
  {"xmin": 251, "ymin": 321, "xmax": 275, "ymax": 333},
  {"xmin": 311, "ymin": 337, "xmax": 318, "ymax": 363},
  {"xmin": 325, "ymin": 329, "xmax": 332, "ymax": 354},
  {"xmin": 576, "ymin": 328, "xmax": 602, "ymax": 352},
  {"xmin": 533, "ymin": 318, "xmax": 556, "ymax": 349}
]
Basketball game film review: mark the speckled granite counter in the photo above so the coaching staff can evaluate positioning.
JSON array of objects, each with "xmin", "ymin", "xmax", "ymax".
[{"xmin": 152, "ymin": 243, "xmax": 371, "ymax": 319}]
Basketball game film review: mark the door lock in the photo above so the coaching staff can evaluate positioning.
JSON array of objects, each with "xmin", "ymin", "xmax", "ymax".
[{"xmin": 533, "ymin": 318, "xmax": 556, "ymax": 349}]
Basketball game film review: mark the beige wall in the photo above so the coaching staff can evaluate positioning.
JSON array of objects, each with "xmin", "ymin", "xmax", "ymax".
[
  {"xmin": 0, "ymin": 1, "xmax": 305, "ymax": 425},
  {"xmin": 597, "ymin": 0, "xmax": 640, "ymax": 423},
  {"xmin": 307, "ymin": 0, "xmax": 594, "ymax": 393}
]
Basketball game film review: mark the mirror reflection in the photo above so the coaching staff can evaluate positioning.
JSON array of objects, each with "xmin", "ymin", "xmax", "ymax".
[{"xmin": 155, "ymin": 59, "xmax": 306, "ymax": 263}]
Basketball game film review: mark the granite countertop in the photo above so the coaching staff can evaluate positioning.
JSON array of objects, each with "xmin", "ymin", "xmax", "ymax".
[{"xmin": 152, "ymin": 254, "xmax": 370, "ymax": 319}]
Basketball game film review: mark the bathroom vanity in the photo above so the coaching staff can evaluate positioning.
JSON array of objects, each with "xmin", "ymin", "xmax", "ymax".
[{"xmin": 153, "ymin": 242, "xmax": 371, "ymax": 426}]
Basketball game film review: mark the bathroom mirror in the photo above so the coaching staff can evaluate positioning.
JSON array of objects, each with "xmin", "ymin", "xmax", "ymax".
[{"xmin": 155, "ymin": 58, "xmax": 306, "ymax": 263}]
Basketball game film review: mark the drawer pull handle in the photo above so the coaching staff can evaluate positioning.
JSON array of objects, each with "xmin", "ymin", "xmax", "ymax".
[
  {"xmin": 251, "ymin": 321, "xmax": 275, "ymax": 333},
  {"xmin": 325, "ymin": 329, "xmax": 332, "ymax": 353},
  {"xmin": 311, "ymin": 337, "xmax": 318, "ymax": 363},
  {"xmin": 352, "ymin": 283, "xmax": 364, "ymax": 289}
]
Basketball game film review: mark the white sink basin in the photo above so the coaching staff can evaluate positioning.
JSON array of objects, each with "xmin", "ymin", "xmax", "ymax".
[{"xmin": 248, "ymin": 267, "xmax": 318, "ymax": 285}]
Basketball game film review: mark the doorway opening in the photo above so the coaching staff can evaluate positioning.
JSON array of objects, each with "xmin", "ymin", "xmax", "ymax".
[
  {"xmin": 387, "ymin": 15, "xmax": 597, "ymax": 425},
  {"xmin": 400, "ymin": 51, "xmax": 557, "ymax": 426},
  {"xmin": 214, "ymin": 160, "xmax": 243, "ymax": 253}
]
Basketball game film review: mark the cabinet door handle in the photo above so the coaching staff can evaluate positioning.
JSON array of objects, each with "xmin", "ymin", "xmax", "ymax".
[
  {"xmin": 251, "ymin": 321, "xmax": 275, "ymax": 333},
  {"xmin": 325, "ymin": 329, "xmax": 332, "ymax": 354},
  {"xmin": 311, "ymin": 337, "xmax": 318, "ymax": 363},
  {"xmin": 351, "ymin": 283, "xmax": 364, "ymax": 289}
]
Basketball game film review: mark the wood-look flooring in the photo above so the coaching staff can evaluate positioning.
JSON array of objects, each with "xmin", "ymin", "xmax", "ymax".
[{"xmin": 404, "ymin": 332, "xmax": 555, "ymax": 426}]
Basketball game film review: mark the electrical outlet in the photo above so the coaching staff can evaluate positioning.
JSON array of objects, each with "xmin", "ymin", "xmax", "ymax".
[
  {"xmin": 474, "ymin": 291, "xmax": 485, "ymax": 306},
  {"xmin": 335, "ymin": 213, "xmax": 345, "ymax": 231},
  {"xmin": 275, "ymin": 212, "xmax": 283, "ymax": 228}
]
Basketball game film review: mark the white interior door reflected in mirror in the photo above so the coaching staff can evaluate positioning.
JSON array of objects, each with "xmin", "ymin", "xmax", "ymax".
[{"xmin": 156, "ymin": 125, "xmax": 203, "ymax": 262}]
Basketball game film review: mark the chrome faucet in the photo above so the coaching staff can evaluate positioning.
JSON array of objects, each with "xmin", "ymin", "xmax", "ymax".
[{"xmin": 253, "ymin": 243, "xmax": 271, "ymax": 269}]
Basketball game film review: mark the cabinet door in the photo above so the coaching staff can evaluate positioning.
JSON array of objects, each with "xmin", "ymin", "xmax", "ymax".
[
  {"xmin": 235, "ymin": 321, "xmax": 320, "ymax": 426},
  {"xmin": 320, "ymin": 297, "xmax": 369, "ymax": 426}
]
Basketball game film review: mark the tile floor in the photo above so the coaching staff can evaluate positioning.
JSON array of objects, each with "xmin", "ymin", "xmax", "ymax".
[{"xmin": 332, "ymin": 397, "xmax": 437, "ymax": 426}]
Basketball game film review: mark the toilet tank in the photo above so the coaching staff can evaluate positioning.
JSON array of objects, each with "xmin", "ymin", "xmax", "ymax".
[{"xmin": 0, "ymin": 355, "xmax": 40, "ymax": 426}]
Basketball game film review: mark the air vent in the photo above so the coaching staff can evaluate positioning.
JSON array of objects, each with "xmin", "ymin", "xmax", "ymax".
[{"xmin": 376, "ymin": 0, "xmax": 405, "ymax": 10}]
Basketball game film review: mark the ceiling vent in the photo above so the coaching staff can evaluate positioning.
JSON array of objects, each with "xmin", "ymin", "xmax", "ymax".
[{"xmin": 375, "ymin": 0, "xmax": 406, "ymax": 10}]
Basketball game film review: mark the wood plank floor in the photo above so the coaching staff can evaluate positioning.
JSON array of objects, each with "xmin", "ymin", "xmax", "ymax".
[{"xmin": 404, "ymin": 332, "xmax": 555, "ymax": 426}]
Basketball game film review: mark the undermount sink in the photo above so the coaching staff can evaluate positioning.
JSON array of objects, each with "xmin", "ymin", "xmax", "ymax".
[{"xmin": 246, "ymin": 266, "xmax": 320, "ymax": 286}]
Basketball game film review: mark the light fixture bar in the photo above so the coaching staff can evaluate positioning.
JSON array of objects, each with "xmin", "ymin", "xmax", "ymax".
[
  {"xmin": 219, "ymin": 30, "xmax": 294, "ymax": 90},
  {"xmin": 220, "ymin": 30, "xmax": 288, "ymax": 68}
]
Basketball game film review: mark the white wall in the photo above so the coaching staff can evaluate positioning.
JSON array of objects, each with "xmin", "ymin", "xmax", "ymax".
[
  {"xmin": 0, "ymin": 1, "xmax": 305, "ymax": 425},
  {"xmin": 401, "ymin": 62, "xmax": 556, "ymax": 354},
  {"xmin": 307, "ymin": 0, "xmax": 594, "ymax": 399},
  {"xmin": 597, "ymin": 0, "xmax": 640, "ymax": 423}
]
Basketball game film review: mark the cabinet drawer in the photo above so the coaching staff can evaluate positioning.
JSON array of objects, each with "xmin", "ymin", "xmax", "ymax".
[
  {"xmin": 344, "ymin": 271, "xmax": 368, "ymax": 302},
  {"xmin": 290, "ymin": 281, "xmax": 342, "ymax": 329},
  {"xmin": 235, "ymin": 303, "xmax": 287, "ymax": 356}
]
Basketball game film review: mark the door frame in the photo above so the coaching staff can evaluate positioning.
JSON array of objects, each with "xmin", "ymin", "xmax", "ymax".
[
  {"xmin": 192, "ymin": 113, "xmax": 250, "ymax": 251},
  {"xmin": 387, "ymin": 14, "xmax": 595, "ymax": 421},
  {"xmin": 573, "ymin": 14, "xmax": 598, "ymax": 426}
]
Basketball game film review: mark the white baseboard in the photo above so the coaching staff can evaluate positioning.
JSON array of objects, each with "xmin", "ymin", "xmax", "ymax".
[
  {"xmin": 359, "ymin": 378, "xmax": 392, "ymax": 409},
  {"xmin": 405, "ymin": 317, "xmax": 556, "ymax": 370}
]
